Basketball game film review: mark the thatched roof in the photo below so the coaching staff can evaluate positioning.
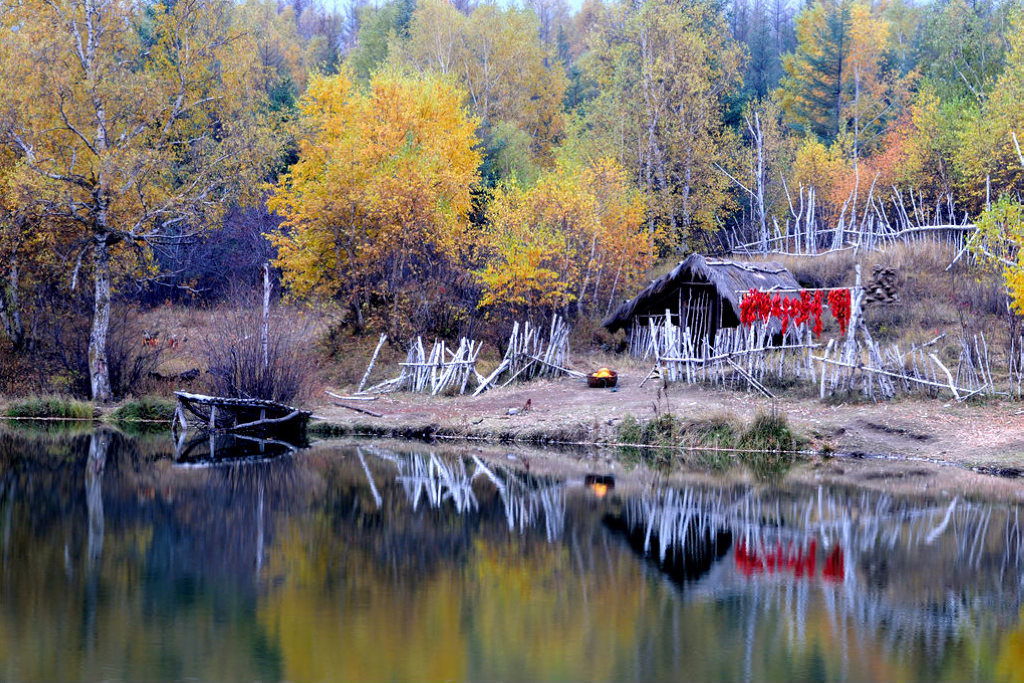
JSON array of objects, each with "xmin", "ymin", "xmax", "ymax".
[{"xmin": 602, "ymin": 254, "xmax": 800, "ymax": 332}]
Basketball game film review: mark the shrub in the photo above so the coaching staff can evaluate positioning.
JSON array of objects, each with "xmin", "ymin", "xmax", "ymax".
[
  {"xmin": 736, "ymin": 412, "xmax": 800, "ymax": 479},
  {"xmin": 616, "ymin": 410, "xmax": 801, "ymax": 477},
  {"xmin": 108, "ymin": 398, "xmax": 176, "ymax": 422},
  {"xmin": 201, "ymin": 290, "xmax": 317, "ymax": 403}
]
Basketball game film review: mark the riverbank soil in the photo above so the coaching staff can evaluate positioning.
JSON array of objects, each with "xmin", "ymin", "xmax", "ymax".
[{"xmin": 314, "ymin": 367, "xmax": 1024, "ymax": 471}]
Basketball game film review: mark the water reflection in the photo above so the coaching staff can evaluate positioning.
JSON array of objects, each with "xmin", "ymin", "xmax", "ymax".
[
  {"xmin": 608, "ymin": 483, "xmax": 1024, "ymax": 677},
  {"xmin": 173, "ymin": 430, "xmax": 306, "ymax": 463},
  {"xmin": 2, "ymin": 428, "xmax": 1024, "ymax": 681},
  {"xmin": 85, "ymin": 429, "xmax": 109, "ymax": 569},
  {"xmin": 362, "ymin": 446, "xmax": 567, "ymax": 541}
]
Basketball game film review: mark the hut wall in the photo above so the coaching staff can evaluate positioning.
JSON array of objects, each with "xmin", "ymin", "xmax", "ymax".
[{"xmin": 626, "ymin": 285, "xmax": 723, "ymax": 358}]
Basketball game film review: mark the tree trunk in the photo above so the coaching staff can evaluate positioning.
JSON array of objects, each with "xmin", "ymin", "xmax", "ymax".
[
  {"xmin": 0, "ymin": 260, "xmax": 25, "ymax": 351},
  {"xmin": 89, "ymin": 236, "xmax": 113, "ymax": 402}
]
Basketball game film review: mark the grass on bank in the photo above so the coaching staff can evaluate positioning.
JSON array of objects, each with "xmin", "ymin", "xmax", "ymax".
[{"xmin": 4, "ymin": 396, "xmax": 95, "ymax": 419}]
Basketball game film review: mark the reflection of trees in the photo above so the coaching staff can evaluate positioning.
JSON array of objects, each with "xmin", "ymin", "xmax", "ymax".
[
  {"xmin": 0, "ymin": 428, "xmax": 290, "ymax": 680},
  {"xmin": 612, "ymin": 482, "xmax": 1024, "ymax": 673},
  {"xmin": 85, "ymin": 429, "xmax": 110, "ymax": 569},
  {"xmin": 8, "ymin": 430, "xmax": 1024, "ymax": 681}
]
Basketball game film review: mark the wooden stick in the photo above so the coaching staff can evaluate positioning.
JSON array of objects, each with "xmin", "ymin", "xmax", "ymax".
[
  {"xmin": 725, "ymin": 358, "xmax": 776, "ymax": 399},
  {"xmin": 814, "ymin": 356, "xmax": 969, "ymax": 395},
  {"xmin": 230, "ymin": 409, "xmax": 301, "ymax": 431},
  {"xmin": 472, "ymin": 359, "xmax": 510, "ymax": 397},
  {"xmin": 330, "ymin": 402, "xmax": 383, "ymax": 417},
  {"xmin": 500, "ymin": 358, "xmax": 538, "ymax": 388},
  {"xmin": 358, "ymin": 334, "xmax": 387, "ymax": 393},
  {"xmin": 523, "ymin": 354, "xmax": 586, "ymax": 378},
  {"xmin": 928, "ymin": 352, "xmax": 961, "ymax": 400},
  {"xmin": 638, "ymin": 366, "xmax": 660, "ymax": 388}
]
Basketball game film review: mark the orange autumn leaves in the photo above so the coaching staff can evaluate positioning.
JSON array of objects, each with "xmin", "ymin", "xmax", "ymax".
[{"xmin": 270, "ymin": 69, "xmax": 654, "ymax": 324}]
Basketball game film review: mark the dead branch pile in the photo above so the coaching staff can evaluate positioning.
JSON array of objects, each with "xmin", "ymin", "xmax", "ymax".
[
  {"xmin": 473, "ymin": 315, "xmax": 583, "ymax": 395},
  {"xmin": 362, "ymin": 337, "xmax": 483, "ymax": 395}
]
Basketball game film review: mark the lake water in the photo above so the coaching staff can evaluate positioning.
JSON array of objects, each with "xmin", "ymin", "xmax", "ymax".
[{"xmin": 2, "ymin": 426, "xmax": 1024, "ymax": 681}]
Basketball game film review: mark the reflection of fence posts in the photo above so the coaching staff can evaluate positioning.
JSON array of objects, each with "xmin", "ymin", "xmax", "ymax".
[
  {"xmin": 625, "ymin": 484, "xmax": 1009, "ymax": 578},
  {"xmin": 366, "ymin": 449, "xmax": 569, "ymax": 541},
  {"xmin": 623, "ymin": 480, "xmax": 1018, "ymax": 670},
  {"xmin": 393, "ymin": 452, "xmax": 479, "ymax": 513}
]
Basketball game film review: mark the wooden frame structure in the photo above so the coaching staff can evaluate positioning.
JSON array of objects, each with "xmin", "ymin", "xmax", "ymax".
[{"xmin": 173, "ymin": 391, "xmax": 311, "ymax": 436}]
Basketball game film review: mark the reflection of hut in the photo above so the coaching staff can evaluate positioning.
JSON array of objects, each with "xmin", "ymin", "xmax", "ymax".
[{"xmin": 602, "ymin": 254, "xmax": 800, "ymax": 346}]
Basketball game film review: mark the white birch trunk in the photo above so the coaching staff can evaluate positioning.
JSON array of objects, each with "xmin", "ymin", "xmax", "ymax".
[{"xmin": 89, "ymin": 237, "xmax": 113, "ymax": 402}]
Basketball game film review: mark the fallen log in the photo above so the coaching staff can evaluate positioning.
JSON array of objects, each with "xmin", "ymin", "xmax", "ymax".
[
  {"xmin": 813, "ymin": 356, "xmax": 971, "ymax": 396},
  {"xmin": 325, "ymin": 391, "xmax": 379, "ymax": 401}
]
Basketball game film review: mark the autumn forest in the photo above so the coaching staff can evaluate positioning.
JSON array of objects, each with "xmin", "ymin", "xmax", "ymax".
[{"xmin": 2, "ymin": 0, "xmax": 1024, "ymax": 401}]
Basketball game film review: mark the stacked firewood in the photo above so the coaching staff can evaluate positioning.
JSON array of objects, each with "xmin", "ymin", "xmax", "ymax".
[{"xmin": 864, "ymin": 265, "xmax": 899, "ymax": 304}]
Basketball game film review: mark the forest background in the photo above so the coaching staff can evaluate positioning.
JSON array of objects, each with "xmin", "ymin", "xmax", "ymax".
[{"xmin": 2, "ymin": 0, "xmax": 1024, "ymax": 402}]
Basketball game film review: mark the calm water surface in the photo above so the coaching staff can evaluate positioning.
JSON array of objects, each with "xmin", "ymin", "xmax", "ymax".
[{"xmin": 2, "ymin": 427, "xmax": 1024, "ymax": 681}]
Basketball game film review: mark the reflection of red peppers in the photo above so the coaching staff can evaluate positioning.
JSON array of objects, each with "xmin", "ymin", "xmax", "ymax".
[
  {"xmin": 822, "ymin": 546, "xmax": 844, "ymax": 582},
  {"xmin": 734, "ymin": 539, "xmax": 821, "ymax": 579}
]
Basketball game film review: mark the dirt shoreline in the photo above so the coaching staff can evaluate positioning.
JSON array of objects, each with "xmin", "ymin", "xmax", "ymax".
[{"xmin": 313, "ymin": 368, "xmax": 1024, "ymax": 472}]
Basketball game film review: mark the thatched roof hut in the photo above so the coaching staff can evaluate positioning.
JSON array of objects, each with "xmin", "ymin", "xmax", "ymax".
[{"xmin": 602, "ymin": 254, "xmax": 800, "ymax": 336}]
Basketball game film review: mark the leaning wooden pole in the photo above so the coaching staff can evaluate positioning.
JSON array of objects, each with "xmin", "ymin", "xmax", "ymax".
[
  {"xmin": 262, "ymin": 262, "xmax": 271, "ymax": 373},
  {"xmin": 358, "ymin": 334, "xmax": 387, "ymax": 393}
]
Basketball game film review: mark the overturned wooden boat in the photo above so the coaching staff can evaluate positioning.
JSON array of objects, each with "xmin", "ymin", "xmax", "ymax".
[{"xmin": 173, "ymin": 391, "xmax": 311, "ymax": 437}]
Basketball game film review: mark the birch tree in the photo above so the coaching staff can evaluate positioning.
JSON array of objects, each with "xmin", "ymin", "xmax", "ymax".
[
  {"xmin": 575, "ymin": 0, "xmax": 743, "ymax": 250},
  {"xmin": 0, "ymin": 0, "xmax": 281, "ymax": 401}
]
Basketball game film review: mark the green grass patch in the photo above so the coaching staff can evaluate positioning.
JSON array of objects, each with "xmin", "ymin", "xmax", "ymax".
[
  {"xmin": 107, "ymin": 397, "xmax": 176, "ymax": 423},
  {"xmin": 616, "ymin": 410, "xmax": 803, "ymax": 477},
  {"xmin": 4, "ymin": 396, "xmax": 94, "ymax": 419},
  {"xmin": 616, "ymin": 413, "xmax": 742, "ymax": 468},
  {"xmin": 736, "ymin": 412, "xmax": 802, "ymax": 480}
]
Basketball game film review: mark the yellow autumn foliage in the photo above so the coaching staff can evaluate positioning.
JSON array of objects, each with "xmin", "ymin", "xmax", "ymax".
[
  {"xmin": 971, "ymin": 195, "xmax": 1024, "ymax": 313},
  {"xmin": 476, "ymin": 158, "xmax": 655, "ymax": 319},
  {"xmin": 268, "ymin": 69, "xmax": 481, "ymax": 333}
]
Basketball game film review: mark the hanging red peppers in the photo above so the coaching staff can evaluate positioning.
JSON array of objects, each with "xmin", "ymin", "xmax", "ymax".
[
  {"xmin": 740, "ymin": 287, "xmax": 849, "ymax": 338},
  {"xmin": 827, "ymin": 289, "xmax": 852, "ymax": 335}
]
